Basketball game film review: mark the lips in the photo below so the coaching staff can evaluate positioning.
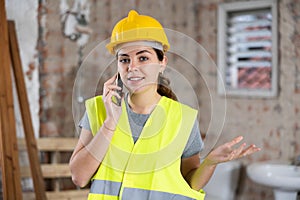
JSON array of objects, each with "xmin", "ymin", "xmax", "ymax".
[
  {"xmin": 127, "ymin": 75, "xmax": 145, "ymax": 81},
  {"xmin": 127, "ymin": 76, "xmax": 144, "ymax": 81}
]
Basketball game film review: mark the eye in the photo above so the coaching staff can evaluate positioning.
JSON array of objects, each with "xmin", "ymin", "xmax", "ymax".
[
  {"xmin": 139, "ymin": 56, "xmax": 149, "ymax": 62},
  {"xmin": 119, "ymin": 58, "xmax": 130, "ymax": 63}
]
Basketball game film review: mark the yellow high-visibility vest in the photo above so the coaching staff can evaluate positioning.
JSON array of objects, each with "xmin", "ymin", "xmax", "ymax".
[{"xmin": 85, "ymin": 95, "xmax": 205, "ymax": 200}]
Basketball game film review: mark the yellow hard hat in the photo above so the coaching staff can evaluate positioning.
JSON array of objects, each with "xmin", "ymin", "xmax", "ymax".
[{"xmin": 106, "ymin": 10, "xmax": 170, "ymax": 55}]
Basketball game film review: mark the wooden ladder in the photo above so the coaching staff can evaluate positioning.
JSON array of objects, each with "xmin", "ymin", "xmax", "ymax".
[
  {"xmin": 1, "ymin": 0, "xmax": 45, "ymax": 198},
  {"xmin": 0, "ymin": 1, "xmax": 89, "ymax": 199},
  {"xmin": 19, "ymin": 138, "xmax": 89, "ymax": 200}
]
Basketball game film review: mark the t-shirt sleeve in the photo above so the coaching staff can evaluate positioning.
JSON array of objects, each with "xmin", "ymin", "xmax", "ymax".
[
  {"xmin": 182, "ymin": 119, "xmax": 204, "ymax": 158},
  {"xmin": 78, "ymin": 111, "xmax": 91, "ymax": 131}
]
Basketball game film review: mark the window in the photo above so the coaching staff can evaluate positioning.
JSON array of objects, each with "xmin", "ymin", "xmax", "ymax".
[{"xmin": 218, "ymin": 0, "xmax": 278, "ymax": 97}]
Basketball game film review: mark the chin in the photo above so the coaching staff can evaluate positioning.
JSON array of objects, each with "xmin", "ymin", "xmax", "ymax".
[{"xmin": 129, "ymin": 85, "xmax": 154, "ymax": 95}]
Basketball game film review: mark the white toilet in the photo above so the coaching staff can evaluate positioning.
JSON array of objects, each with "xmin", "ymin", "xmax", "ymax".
[{"xmin": 203, "ymin": 161, "xmax": 242, "ymax": 200}]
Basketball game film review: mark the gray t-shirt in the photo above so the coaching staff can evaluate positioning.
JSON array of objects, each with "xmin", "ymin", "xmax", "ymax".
[{"xmin": 79, "ymin": 97, "xmax": 204, "ymax": 158}]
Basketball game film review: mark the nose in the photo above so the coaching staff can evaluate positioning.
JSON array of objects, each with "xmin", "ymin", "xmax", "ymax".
[{"xmin": 128, "ymin": 59, "xmax": 138, "ymax": 71}]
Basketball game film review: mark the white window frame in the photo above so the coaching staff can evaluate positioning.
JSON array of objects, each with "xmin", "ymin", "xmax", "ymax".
[{"xmin": 217, "ymin": 0, "xmax": 278, "ymax": 97}]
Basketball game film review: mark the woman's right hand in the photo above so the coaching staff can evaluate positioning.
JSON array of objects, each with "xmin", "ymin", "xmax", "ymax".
[{"xmin": 102, "ymin": 74, "xmax": 123, "ymax": 129}]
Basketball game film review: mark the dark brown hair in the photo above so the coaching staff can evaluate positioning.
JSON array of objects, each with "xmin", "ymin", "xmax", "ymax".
[{"xmin": 154, "ymin": 49, "xmax": 178, "ymax": 101}]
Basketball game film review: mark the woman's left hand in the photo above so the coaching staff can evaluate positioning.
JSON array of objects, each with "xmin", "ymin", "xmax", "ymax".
[{"xmin": 205, "ymin": 136, "xmax": 261, "ymax": 166}]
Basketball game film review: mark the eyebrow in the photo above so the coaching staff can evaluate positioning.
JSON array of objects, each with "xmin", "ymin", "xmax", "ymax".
[{"xmin": 118, "ymin": 49, "xmax": 153, "ymax": 57}]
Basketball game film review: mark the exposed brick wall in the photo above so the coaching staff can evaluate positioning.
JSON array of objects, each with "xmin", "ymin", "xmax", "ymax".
[
  {"xmin": 39, "ymin": 0, "xmax": 79, "ymax": 137},
  {"xmin": 39, "ymin": 0, "xmax": 300, "ymax": 199}
]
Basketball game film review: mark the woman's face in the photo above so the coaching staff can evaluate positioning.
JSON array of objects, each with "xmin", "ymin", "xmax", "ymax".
[{"xmin": 117, "ymin": 45, "xmax": 167, "ymax": 94}]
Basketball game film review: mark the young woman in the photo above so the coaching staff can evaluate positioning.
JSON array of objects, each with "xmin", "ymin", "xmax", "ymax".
[{"xmin": 69, "ymin": 10, "xmax": 260, "ymax": 200}]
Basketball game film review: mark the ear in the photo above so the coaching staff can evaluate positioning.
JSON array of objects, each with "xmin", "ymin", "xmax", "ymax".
[{"xmin": 160, "ymin": 55, "xmax": 168, "ymax": 72}]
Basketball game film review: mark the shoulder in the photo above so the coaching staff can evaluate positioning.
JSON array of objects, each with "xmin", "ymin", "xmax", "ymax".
[
  {"xmin": 85, "ymin": 95, "xmax": 106, "ymax": 118},
  {"xmin": 85, "ymin": 95, "xmax": 104, "ymax": 108},
  {"xmin": 86, "ymin": 95, "xmax": 103, "ymax": 104}
]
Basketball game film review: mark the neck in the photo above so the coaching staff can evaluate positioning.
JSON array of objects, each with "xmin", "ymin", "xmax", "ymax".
[{"xmin": 128, "ymin": 87, "xmax": 161, "ymax": 114}]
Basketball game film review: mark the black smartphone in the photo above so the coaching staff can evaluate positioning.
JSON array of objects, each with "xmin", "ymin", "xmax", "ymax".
[{"xmin": 113, "ymin": 73, "xmax": 123, "ymax": 106}]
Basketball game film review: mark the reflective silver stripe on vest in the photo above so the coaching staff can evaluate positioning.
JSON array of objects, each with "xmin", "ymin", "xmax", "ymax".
[
  {"xmin": 90, "ymin": 180, "xmax": 122, "ymax": 196},
  {"xmin": 121, "ymin": 187, "xmax": 196, "ymax": 200}
]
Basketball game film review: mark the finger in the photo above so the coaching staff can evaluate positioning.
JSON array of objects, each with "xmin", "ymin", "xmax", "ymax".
[
  {"xmin": 104, "ymin": 85, "xmax": 122, "ymax": 97},
  {"xmin": 104, "ymin": 90, "xmax": 121, "ymax": 102},
  {"xmin": 103, "ymin": 87, "xmax": 109, "ymax": 97},
  {"xmin": 103, "ymin": 74, "xmax": 122, "ymax": 96},
  {"xmin": 241, "ymin": 145, "xmax": 261, "ymax": 157},
  {"xmin": 104, "ymin": 74, "xmax": 118, "ymax": 86},
  {"xmin": 106, "ymin": 84, "xmax": 122, "ymax": 91},
  {"xmin": 236, "ymin": 145, "xmax": 260, "ymax": 159},
  {"xmin": 111, "ymin": 90, "xmax": 121, "ymax": 99},
  {"xmin": 232, "ymin": 142, "xmax": 247, "ymax": 158},
  {"xmin": 226, "ymin": 136, "xmax": 243, "ymax": 147}
]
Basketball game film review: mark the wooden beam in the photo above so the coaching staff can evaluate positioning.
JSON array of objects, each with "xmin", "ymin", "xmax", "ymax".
[
  {"xmin": 8, "ymin": 20, "xmax": 47, "ymax": 200},
  {"xmin": 23, "ymin": 189, "xmax": 90, "ymax": 200},
  {"xmin": 21, "ymin": 164, "xmax": 72, "ymax": 178},
  {"xmin": 0, "ymin": 0, "xmax": 22, "ymax": 199},
  {"xmin": 18, "ymin": 138, "xmax": 79, "ymax": 151}
]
